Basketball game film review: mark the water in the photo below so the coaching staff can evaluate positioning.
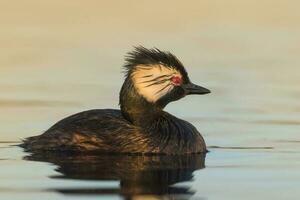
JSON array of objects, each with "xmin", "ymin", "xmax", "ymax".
[{"xmin": 1, "ymin": 0, "xmax": 300, "ymax": 199}]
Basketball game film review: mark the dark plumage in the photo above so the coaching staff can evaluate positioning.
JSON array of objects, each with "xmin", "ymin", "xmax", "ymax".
[{"xmin": 21, "ymin": 46, "xmax": 211, "ymax": 154}]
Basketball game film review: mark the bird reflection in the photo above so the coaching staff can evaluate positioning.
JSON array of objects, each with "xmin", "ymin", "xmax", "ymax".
[{"xmin": 24, "ymin": 153, "xmax": 206, "ymax": 200}]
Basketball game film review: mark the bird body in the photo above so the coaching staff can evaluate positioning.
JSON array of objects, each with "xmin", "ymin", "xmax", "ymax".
[
  {"xmin": 23, "ymin": 109, "xmax": 206, "ymax": 154},
  {"xmin": 21, "ymin": 47, "xmax": 210, "ymax": 154}
]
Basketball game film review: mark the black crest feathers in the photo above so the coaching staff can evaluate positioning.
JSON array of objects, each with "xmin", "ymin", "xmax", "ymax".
[{"xmin": 123, "ymin": 46, "xmax": 188, "ymax": 77}]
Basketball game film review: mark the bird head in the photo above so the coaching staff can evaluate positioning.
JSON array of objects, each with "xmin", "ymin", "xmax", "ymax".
[{"xmin": 120, "ymin": 46, "xmax": 210, "ymax": 109}]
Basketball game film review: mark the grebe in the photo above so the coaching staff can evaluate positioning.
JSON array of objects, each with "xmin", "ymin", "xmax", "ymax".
[{"xmin": 21, "ymin": 47, "xmax": 210, "ymax": 154}]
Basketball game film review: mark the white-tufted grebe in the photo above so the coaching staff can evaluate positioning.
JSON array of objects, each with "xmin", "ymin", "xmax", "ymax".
[{"xmin": 21, "ymin": 47, "xmax": 210, "ymax": 154}]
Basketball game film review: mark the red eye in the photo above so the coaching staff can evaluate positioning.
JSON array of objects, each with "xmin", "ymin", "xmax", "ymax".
[{"xmin": 171, "ymin": 76, "xmax": 182, "ymax": 86}]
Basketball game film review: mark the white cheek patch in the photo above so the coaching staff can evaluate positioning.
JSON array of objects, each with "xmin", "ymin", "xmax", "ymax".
[{"xmin": 131, "ymin": 64, "xmax": 182, "ymax": 103}]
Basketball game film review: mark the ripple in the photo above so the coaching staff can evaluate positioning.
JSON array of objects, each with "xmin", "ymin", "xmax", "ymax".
[
  {"xmin": 0, "ymin": 141, "xmax": 20, "ymax": 144},
  {"xmin": 208, "ymin": 145, "xmax": 274, "ymax": 150},
  {"xmin": 0, "ymin": 99, "xmax": 80, "ymax": 107},
  {"xmin": 253, "ymin": 120, "xmax": 300, "ymax": 125},
  {"xmin": 276, "ymin": 140, "xmax": 300, "ymax": 143},
  {"xmin": 188, "ymin": 117, "xmax": 300, "ymax": 126}
]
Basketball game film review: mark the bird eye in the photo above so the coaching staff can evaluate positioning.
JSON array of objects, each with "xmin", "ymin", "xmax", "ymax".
[{"xmin": 171, "ymin": 76, "xmax": 182, "ymax": 86}]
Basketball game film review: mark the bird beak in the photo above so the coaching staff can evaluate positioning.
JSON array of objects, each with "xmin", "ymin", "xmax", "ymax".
[{"xmin": 183, "ymin": 83, "xmax": 211, "ymax": 95}]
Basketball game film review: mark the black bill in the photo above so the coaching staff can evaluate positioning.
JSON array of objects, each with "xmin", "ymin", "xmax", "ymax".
[{"xmin": 183, "ymin": 83, "xmax": 211, "ymax": 95}]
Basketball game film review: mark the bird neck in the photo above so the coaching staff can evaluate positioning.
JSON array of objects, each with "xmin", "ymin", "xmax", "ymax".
[{"xmin": 119, "ymin": 77, "xmax": 164, "ymax": 126}]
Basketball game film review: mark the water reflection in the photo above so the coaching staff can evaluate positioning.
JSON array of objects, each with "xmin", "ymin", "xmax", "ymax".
[{"xmin": 24, "ymin": 153, "xmax": 206, "ymax": 199}]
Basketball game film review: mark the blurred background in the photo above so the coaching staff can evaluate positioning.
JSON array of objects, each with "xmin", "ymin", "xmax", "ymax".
[
  {"xmin": 0, "ymin": 0, "xmax": 299, "ymax": 146},
  {"xmin": 1, "ymin": 0, "xmax": 299, "ymax": 146}
]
